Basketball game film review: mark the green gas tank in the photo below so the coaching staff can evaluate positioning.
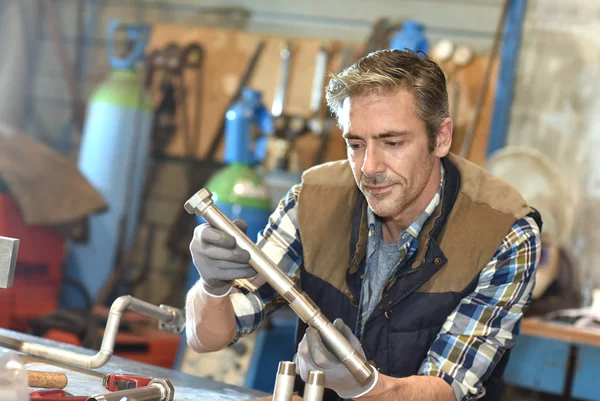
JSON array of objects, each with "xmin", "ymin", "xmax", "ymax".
[{"xmin": 203, "ymin": 88, "xmax": 273, "ymax": 241}]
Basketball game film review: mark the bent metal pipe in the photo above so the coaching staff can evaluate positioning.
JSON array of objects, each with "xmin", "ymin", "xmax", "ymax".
[
  {"xmin": 184, "ymin": 189, "xmax": 375, "ymax": 385},
  {"xmin": 19, "ymin": 296, "xmax": 185, "ymax": 368}
]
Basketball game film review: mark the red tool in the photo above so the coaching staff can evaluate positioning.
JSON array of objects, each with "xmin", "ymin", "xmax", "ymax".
[
  {"xmin": 29, "ymin": 389, "xmax": 87, "ymax": 401},
  {"xmin": 102, "ymin": 373, "xmax": 153, "ymax": 391}
]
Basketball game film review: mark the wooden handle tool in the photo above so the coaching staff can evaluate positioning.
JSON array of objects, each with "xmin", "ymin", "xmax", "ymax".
[{"xmin": 28, "ymin": 370, "xmax": 68, "ymax": 389}]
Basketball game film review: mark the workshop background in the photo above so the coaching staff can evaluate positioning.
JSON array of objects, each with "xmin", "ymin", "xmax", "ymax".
[{"xmin": 0, "ymin": 0, "xmax": 599, "ymax": 400}]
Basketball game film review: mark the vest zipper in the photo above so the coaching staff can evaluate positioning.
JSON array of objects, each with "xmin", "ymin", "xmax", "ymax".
[{"xmin": 377, "ymin": 261, "xmax": 418, "ymax": 309}]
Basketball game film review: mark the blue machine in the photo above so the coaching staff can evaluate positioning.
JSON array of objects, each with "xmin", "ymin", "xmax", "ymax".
[
  {"xmin": 389, "ymin": 20, "xmax": 430, "ymax": 54},
  {"xmin": 63, "ymin": 20, "xmax": 152, "ymax": 308}
]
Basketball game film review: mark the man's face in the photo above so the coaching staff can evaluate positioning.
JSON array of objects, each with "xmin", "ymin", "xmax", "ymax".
[{"xmin": 341, "ymin": 89, "xmax": 445, "ymax": 218}]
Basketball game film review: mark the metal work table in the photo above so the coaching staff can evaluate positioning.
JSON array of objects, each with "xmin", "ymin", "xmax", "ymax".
[{"xmin": 0, "ymin": 328, "xmax": 269, "ymax": 400}]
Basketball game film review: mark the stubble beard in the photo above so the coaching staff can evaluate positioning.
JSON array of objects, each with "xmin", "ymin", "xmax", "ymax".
[{"xmin": 362, "ymin": 156, "xmax": 436, "ymax": 218}]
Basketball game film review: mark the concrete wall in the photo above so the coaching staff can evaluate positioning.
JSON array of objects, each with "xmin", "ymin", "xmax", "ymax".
[{"xmin": 506, "ymin": 0, "xmax": 600, "ymax": 300}]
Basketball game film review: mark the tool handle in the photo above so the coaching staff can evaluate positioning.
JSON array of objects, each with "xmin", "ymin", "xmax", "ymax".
[
  {"xmin": 28, "ymin": 371, "xmax": 68, "ymax": 389},
  {"xmin": 309, "ymin": 45, "xmax": 329, "ymax": 115},
  {"xmin": 271, "ymin": 41, "xmax": 292, "ymax": 118},
  {"xmin": 103, "ymin": 373, "xmax": 153, "ymax": 391}
]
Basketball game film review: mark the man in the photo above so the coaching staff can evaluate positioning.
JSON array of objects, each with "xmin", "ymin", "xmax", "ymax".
[{"xmin": 185, "ymin": 50, "xmax": 542, "ymax": 401}]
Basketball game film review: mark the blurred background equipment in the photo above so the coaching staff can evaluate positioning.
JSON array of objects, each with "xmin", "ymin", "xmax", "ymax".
[
  {"xmin": 486, "ymin": 146, "xmax": 578, "ymax": 305},
  {"xmin": 3, "ymin": 1, "xmax": 600, "ymax": 400},
  {"xmin": 64, "ymin": 20, "xmax": 152, "ymax": 308}
]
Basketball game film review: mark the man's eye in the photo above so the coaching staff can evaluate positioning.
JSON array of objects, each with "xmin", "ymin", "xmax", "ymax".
[
  {"xmin": 347, "ymin": 143, "xmax": 361, "ymax": 149},
  {"xmin": 386, "ymin": 141, "xmax": 404, "ymax": 147}
]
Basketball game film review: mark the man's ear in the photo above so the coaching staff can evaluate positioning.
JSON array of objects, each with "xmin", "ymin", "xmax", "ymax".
[{"xmin": 435, "ymin": 117, "xmax": 453, "ymax": 157}]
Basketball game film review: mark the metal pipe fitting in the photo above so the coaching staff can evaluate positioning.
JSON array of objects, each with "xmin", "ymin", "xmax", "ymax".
[
  {"xmin": 0, "ymin": 236, "xmax": 19, "ymax": 289},
  {"xmin": 87, "ymin": 378, "xmax": 174, "ymax": 401},
  {"xmin": 273, "ymin": 361, "xmax": 296, "ymax": 401},
  {"xmin": 18, "ymin": 296, "xmax": 185, "ymax": 369},
  {"xmin": 185, "ymin": 189, "xmax": 375, "ymax": 385},
  {"xmin": 304, "ymin": 371, "xmax": 325, "ymax": 401}
]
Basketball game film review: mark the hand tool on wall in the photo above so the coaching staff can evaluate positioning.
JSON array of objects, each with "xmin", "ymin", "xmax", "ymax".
[
  {"xmin": 459, "ymin": 0, "xmax": 509, "ymax": 158},
  {"xmin": 0, "ymin": 235, "xmax": 19, "ymax": 289},
  {"xmin": 165, "ymin": 40, "xmax": 266, "ymax": 264},
  {"xmin": 306, "ymin": 44, "xmax": 330, "ymax": 137},
  {"xmin": 206, "ymin": 40, "xmax": 267, "ymax": 163},
  {"xmin": 270, "ymin": 41, "xmax": 309, "ymax": 170},
  {"xmin": 27, "ymin": 371, "xmax": 68, "ymax": 389},
  {"xmin": 313, "ymin": 45, "xmax": 356, "ymax": 166},
  {"xmin": 102, "ymin": 372, "xmax": 152, "ymax": 391},
  {"xmin": 273, "ymin": 42, "xmax": 330, "ymax": 171},
  {"xmin": 146, "ymin": 42, "xmax": 204, "ymax": 156},
  {"xmin": 87, "ymin": 378, "xmax": 174, "ymax": 401},
  {"xmin": 184, "ymin": 189, "xmax": 375, "ymax": 385},
  {"xmin": 449, "ymin": 45, "xmax": 474, "ymax": 124},
  {"xmin": 431, "ymin": 40, "xmax": 475, "ymax": 126}
]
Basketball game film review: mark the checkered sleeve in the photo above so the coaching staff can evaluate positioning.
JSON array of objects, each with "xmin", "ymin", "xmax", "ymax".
[
  {"xmin": 229, "ymin": 184, "xmax": 304, "ymax": 341},
  {"xmin": 418, "ymin": 215, "xmax": 542, "ymax": 401}
]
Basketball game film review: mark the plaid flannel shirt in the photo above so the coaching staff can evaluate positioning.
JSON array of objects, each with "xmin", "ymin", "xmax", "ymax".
[{"xmin": 227, "ymin": 174, "xmax": 541, "ymax": 401}]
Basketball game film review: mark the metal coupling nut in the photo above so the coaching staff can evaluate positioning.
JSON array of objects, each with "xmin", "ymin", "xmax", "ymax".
[
  {"xmin": 149, "ymin": 378, "xmax": 175, "ymax": 401},
  {"xmin": 184, "ymin": 188, "xmax": 213, "ymax": 215}
]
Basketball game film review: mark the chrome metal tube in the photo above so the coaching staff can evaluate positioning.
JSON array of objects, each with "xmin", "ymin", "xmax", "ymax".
[
  {"xmin": 88, "ymin": 378, "xmax": 174, "ymax": 401},
  {"xmin": 273, "ymin": 361, "xmax": 296, "ymax": 401},
  {"xmin": 185, "ymin": 189, "xmax": 375, "ymax": 385},
  {"xmin": 87, "ymin": 386, "xmax": 161, "ymax": 401},
  {"xmin": 304, "ymin": 371, "xmax": 325, "ymax": 401},
  {"xmin": 19, "ymin": 296, "xmax": 184, "ymax": 369}
]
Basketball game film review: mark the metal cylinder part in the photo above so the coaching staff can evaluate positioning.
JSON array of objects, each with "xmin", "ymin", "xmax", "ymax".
[
  {"xmin": 87, "ymin": 386, "xmax": 162, "ymax": 401},
  {"xmin": 304, "ymin": 371, "xmax": 325, "ymax": 401},
  {"xmin": 184, "ymin": 189, "xmax": 375, "ymax": 385},
  {"xmin": 273, "ymin": 361, "xmax": 296, "ymax": 401},
  {"xmin": 87, "ymin": 378, "xmax": 174, "ymax": 401}
]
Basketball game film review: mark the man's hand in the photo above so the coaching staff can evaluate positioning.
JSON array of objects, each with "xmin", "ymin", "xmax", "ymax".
[
  {"xmin": 189, "ymin": 220, "xmax": 257, "ymax": 297},
  {"xmin": 296, "ymin": 319, "xmax": 378, "ymax": 399}
]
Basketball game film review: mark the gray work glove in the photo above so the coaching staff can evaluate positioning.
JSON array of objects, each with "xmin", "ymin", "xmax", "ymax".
[
  {"xmin": 189, "ymin": 220, "xmax": 257, "ymax": 297},
  {"xmin": 296, "ymin": 319, "xmax": 378, "ymax": 399}
]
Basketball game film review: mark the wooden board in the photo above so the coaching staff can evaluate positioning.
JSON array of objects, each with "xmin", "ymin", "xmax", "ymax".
[
  {"xmin": 446, "ymin": 55, "xmax": 500, "ymax": 165},
  {"xmin": 147, "ymin": 24, "xmax": 361, "ymax": 167},
  {"xmin": 521, "ymin": 317, "xmax": 600, "ymax": 348},
  {"xmin": 147, "ymin": 24, "xmax": 498, "ymax": 169}
]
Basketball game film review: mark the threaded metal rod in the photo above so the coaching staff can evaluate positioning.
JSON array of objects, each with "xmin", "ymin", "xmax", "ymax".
[
  {"xmin": 304, "ymin": 371, "xmax": 325, "ymax": 401},
  {"xmin": 273, "ymin": 361, "xmax": 296, "ymax": 401},
  {"xmin": 185, "ymin": 189, "xmax": 375, "ymax": 385}
]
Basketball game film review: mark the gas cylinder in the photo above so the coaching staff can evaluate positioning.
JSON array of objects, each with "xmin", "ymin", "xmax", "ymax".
[
  {"xmin": 389, "ymin": 20, "xmax": 430, "ymax": 54},
  {"xmin": 185, "ymin": 87, "xmax": 273, "ymax": 295},
  {"xmin": 205, "ymin": 87, "xmax": 274, "ymax": 241},
  {"xmin": 64, "ymin": 20, "xmax": 152, "ymax": 307}
]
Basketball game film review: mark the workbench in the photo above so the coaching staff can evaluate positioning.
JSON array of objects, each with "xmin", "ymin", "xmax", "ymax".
[
  {"xmin": 0, "ymin": 328, "xmax": 268, "ymax": 400},
  {"xmin": 505, "ymin": 317, "xmax": 600, "ymax": 401}
]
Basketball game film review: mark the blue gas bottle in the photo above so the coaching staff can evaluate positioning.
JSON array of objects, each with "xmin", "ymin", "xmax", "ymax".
[
  {"xmin": 63, "ymin": 20, "xmax": 152, "ymax": 307},
  {"xmin": 185, "ymin": 88, "xmax": 273, "ymax": 291},
  {"xmin": 389, "ymin": 20, "xmax": 430, "ymax": 54}
]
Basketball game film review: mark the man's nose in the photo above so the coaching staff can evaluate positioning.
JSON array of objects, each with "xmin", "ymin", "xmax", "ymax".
[{"xmin": 361, "ymin": 146, "xmax": 385, "ymax": 177}]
